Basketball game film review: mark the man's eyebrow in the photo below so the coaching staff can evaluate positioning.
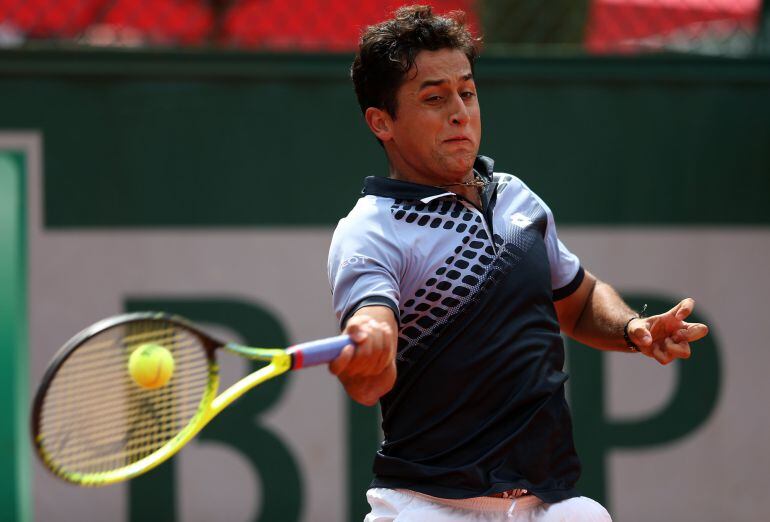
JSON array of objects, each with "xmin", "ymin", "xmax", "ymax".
[
  {"xmin": 418, "ymin": 73, "xmax": 474, "ymax": 91},
  {"xmin": 418, "ymin": 78, "xmax": 447, "ymax": 90}
]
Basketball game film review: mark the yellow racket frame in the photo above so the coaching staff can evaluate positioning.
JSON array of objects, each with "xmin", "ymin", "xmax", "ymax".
[{"xmin": 35, "ymin": 341, "xmax": 292, "ymax": 487}]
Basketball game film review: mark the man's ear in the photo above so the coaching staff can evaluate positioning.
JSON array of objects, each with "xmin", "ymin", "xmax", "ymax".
[{"xmin": 365, "ymin": 107, "xmax": 394, "ymax": 142}]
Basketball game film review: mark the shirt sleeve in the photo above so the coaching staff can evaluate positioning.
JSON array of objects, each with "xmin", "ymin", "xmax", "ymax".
[
  {"xmin": 328, "ymin": 201, "xmax": 402, "ymax": 329},
  {"xmin": 529, "ymin": 191, "xmax": 584, "ymax": 301}
]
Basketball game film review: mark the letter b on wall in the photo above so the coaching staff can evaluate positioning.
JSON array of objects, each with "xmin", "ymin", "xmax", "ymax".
[{"xmin": 125, "ymin": 298, "xmax": 303, "ymax": 522}]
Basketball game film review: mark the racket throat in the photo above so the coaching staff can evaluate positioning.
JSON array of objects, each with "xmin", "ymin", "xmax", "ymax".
[
  {"xmin": 209, "ymin": 358, "xmax": 291, "ymax": 415},
  {"xmin": 223, "ymin": 343, "xmax": 284, "ymax": 361}
]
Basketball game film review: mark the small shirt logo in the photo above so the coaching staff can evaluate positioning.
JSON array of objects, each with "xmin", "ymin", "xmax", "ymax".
[
  {"xmin": 510, "ymin": 212, "xmax": 533, "ymax": 228},
  {"xmin": 340, "ymin": 255, "xmax": 371, "ymax": 269}
]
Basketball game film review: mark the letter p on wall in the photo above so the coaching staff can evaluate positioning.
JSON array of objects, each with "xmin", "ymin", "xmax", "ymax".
[{"xmin": 566, "ymin": 294, "xmax": 721, "ymax": 510}]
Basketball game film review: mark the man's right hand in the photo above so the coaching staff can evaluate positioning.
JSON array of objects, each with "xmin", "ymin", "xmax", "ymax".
[{"xmin": 329, "ymin": 306, "xmax": 398, "ymax": 406}]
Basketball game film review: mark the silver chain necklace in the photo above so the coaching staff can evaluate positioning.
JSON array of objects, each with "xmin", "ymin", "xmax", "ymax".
[{"xmin": 438, "ymin": 174, "xmax": 488, "ymax": 188}]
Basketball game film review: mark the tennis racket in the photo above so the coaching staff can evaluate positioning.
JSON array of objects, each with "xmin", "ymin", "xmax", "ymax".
[{"xmin": 31, "ymin": 312, "xmax": 351, "ymax": 487}]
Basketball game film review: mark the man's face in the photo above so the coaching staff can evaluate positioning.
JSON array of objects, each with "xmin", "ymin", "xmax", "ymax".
[{"xmin": 380, "ymin": 48, "xmax": 481, "ymax": 184}]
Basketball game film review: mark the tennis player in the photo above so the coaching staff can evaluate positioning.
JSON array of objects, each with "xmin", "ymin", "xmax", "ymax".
[{"xmin": 328, "ymin": 6, "xmax": 709, "ymax": 521}]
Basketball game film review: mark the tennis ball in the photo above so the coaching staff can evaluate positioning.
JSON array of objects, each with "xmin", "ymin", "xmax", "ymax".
[{"xmin": 128, "ymin": 343, "xmax": 175, "ymax": 389}]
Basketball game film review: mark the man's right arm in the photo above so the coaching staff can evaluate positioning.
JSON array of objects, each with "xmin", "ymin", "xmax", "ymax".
[{"xmin": 328, "ymin": 305, "xmax": 398, "ymax": 406}]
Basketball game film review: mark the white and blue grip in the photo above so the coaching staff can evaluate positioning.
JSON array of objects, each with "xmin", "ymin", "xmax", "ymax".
[{"xmin": 287, "ymin": 335, "xmax": 352, "ymax": 370}]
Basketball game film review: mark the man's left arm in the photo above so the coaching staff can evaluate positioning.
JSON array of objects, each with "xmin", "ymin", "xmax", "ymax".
[{"xmin": 554, "ymin": 270, "xmax": 710, "ymax": 365}]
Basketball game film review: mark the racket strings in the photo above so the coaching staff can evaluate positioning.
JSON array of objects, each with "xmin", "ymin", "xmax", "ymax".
[
  {"xmin": 43, "ymin": 328, "xmax": 183, "ymax": 375},
  {"xmin": 55, "ymin": 360, "xmax": 204, "ymax": 471},
  {"xmin": 45, "ymin": 389, "xmax": 205, "ymax": 458},
  {"xmin": 38, "ymin": 321, "xmax": 212, "ymax": 477},
  {"xmin": 40, "ymin": 349, "xmax": 207, "ymax": 408},
  {"xmin": 42, "ymin": 327, "xmax": 208, "ymax": 474}
]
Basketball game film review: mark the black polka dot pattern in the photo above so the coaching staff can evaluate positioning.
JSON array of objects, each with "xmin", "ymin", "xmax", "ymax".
[
  {"xmin": 390, "ymin": 199, "xmax": 499, "ymax": 363},
  {"xmin": 388, "ymin": 192, "xmax": 547, "ymax": 366},
  {"xmin": 390, "ymin": 200, "xmax": 480, "ymax": 234}
]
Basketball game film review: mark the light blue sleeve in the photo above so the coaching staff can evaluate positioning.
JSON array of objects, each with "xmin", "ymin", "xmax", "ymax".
[
  {"xmin": 328, "ymin": 199, "xmax": 402, "ymax": 328},
  {"xmin": 528, "ymin": 190, "xmax": 583, "ymax": 297}
]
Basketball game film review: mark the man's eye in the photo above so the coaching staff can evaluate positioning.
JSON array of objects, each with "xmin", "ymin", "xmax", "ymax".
[
  {"xmin": 461, "ymin": 91, "xmax": 476, "ymax": 99},
  {"xmin": 426, "ymin": 96, "xmax": 442, "ymax": 102}
]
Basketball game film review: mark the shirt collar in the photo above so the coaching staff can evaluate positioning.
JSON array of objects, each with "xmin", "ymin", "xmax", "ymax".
[{"xmin": 361, "ymin": 155, "xmax": 496, "ymax": 202}]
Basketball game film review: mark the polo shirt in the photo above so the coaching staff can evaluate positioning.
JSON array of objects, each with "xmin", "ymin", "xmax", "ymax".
[{"xmin": 328, "ymin": 155, "xmax": 584, "ymax": 503}]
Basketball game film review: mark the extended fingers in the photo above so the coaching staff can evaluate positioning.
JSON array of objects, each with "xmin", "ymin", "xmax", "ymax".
[
  {"xmin": 673, "ymin": 298, "xmax": 695, "ymax": 321},
  {"xmin": 629, "ymin": 299, "xmax": 706, "ymax": 366},
  {"xmin": 651, "ymin": 343, "xmax": 672, "ymax": 365},
  {"xmin": 663, "ymin": 337, "xmax": 691, "ymax": 360},
  {"xmin": 648, "ymin": 337, "xmax": 691, "ymax": 365},
  {"xmin": 677, "ymin": 322, "xmax": 709, "ymax": 343}
]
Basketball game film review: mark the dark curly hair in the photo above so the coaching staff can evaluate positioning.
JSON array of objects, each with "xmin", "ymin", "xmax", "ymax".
[{"xmin": 351, "ymin": 5, "xmax": 480, "ymax": 118}]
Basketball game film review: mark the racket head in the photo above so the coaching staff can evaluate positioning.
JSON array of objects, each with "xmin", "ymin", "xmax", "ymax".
[{"xmin": 31, "ymin": 312, "xmax": 221, "ymax": 486}]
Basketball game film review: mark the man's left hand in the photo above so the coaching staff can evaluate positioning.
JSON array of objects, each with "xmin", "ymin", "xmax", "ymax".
[{"xmin": 626, "ymin": 298, "xmax": 709, "ymax": 365}]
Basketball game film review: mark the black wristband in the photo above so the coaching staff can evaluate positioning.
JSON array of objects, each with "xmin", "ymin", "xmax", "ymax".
[{"xmin": 623, "ymin": 304, "xmax": 648, "ymax": 352}]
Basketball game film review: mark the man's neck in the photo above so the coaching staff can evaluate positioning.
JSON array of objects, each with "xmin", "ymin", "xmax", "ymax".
[{"xmin": 388, "ymin": 164, "xmax": 482, "ymax": 208}]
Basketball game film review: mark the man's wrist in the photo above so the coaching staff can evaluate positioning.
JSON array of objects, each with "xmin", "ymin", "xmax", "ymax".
[{"xmin": 623, "ymin": 304, "xmax": 648, "ymax": 352}]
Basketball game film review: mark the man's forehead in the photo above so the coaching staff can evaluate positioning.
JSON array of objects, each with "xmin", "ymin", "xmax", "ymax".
[{"xmin": 406, "ymin": 49, "xmax": 473, "ymax": 83}]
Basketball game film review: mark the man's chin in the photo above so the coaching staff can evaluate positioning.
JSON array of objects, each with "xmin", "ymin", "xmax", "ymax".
[{"xmin": 442, "ymin": 154, "xmax": 477, "ymax": 176}]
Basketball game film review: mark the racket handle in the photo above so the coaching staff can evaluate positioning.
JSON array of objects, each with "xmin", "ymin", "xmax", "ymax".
[{"xmin": 287, "ymin": 335, "xmax": 351, "ymax": 370}]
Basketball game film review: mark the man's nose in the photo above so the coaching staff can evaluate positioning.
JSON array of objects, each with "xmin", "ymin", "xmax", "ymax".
[{"xmin": 449, "ymin": 94, "xmax": 469, "ymax": 125}]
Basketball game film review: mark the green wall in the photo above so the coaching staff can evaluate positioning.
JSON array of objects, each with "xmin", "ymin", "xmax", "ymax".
[{"xmin": 0, "ymin": 50, "xmax": 768, "ymax": 228}]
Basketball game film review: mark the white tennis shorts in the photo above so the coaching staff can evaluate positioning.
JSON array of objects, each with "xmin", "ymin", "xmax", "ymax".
[{"xmin": 364, "ymin": 488, "xmax": 612, "ymax": 522}]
